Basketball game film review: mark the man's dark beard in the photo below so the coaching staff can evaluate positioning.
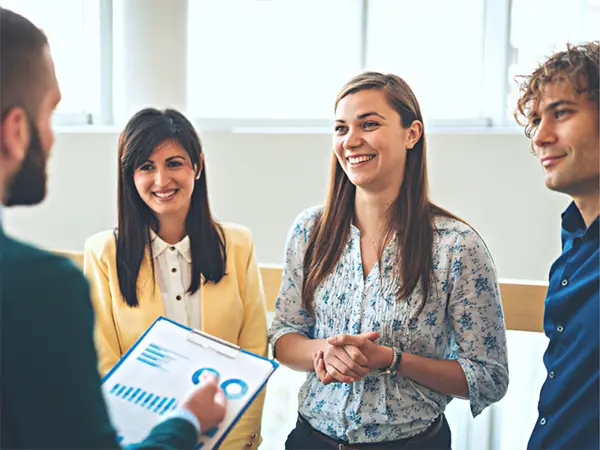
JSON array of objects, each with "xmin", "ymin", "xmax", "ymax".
[{"xmin": 4, "ymin": 118, "xmax": 47, "ymax": 207}]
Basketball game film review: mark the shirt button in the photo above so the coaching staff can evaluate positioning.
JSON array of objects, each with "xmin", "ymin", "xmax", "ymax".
[
  {"xmin": 557, "ymin": 325, "xmax": 564, "ymax": 332},
  {"xmin": 176, "ymin": 295, "xmax": 182, "ymax": 301},
  {"xmin": 561, "ymin": 278, "xmax": 568, "ymax": 287},
  {"xmin": 549, "ymin": 371, "xmax": 555, "ymax": 379},
  {"xmin": 171, "ymin": 268, "xmax": 177, "ymax": 273},
  {"xmin": 170, "ymin": 246, "xmax": 176, "ymax": 251},
  {"xmin": 540, "ymin": 418, "xmax": 546, "ymax": 426}
]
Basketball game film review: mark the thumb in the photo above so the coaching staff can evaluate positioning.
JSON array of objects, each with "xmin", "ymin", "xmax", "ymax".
[
  {"xmin": 214, "ymin": 388, "xmax": 227, "ymax": 407},
  {"xmin": 197, "ymin": 379, "xmax": 219, "ymax": 399},
  {"xmin": 361, "ymin": 331, "xmax": 380, "ymax": 341}
]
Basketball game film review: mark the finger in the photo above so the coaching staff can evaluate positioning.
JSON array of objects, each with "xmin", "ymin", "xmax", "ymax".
[
  {"xmin": 361, "ymin": 331, "xmax": 380, "ymax": 342},
  {"xmin": 329, "ymin": 334, "xmax": 365, "ymax": 347},
  {"xmin": 336, "ymin": 353, "xmax": 369, "ymax": 377},
  {"xmin": 317, "ymin": 357, "xmax": 330, "ymax": 383},
  {"xmin": 324, "ymin": 347, "xmax": 366, "ymax": 377},
  {"xmin": 200, "ymin": 372, "xmax": 219, "ymax": 385},
  {"xmin": 214, "ymin": 389, "xmax": 227, "ymax": 407},
  {"xmin": 325, "ymin": 361, "xmax": 356, "ymax": 383},
  {"xmin": 343, "ymin": 345, "xmax": 368, "ymax": 367},
  {"xmin": 313, "ymin": 353, "xmax": 327, "ymax": 382},
  {"xmin": 322, "ymin": 374, "xmax": 335, "ymax": 385},
  {"xmin": 313, "ymin": 353, "xmax": 321, "ymax": 375},
  {"xmin": 321, "ymin": 361, "xmax": 336, "ymax": 384}
]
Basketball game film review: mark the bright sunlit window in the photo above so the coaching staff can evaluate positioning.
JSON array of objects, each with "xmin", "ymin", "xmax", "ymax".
[
  {"xmin": 2, "ymin": 0, "xmax": 102, "ymax": 121},
  {"xmin": 187, "ymin": 0, "xmax": 363, "ymax": 120},
  {"xmin": 365, "ymin": 0, "xmax": 485, "ymax": 121},
  {"xmin": 507, "ymin": 0, "xmax": 600, "ymax": 119}
]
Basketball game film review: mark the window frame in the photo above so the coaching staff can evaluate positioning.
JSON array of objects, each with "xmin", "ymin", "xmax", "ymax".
[{"xmin": 39, "ymin": 0, "xmax": 113, "ymax": 126}]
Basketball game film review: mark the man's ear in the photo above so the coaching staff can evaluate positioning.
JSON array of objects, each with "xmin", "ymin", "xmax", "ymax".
[{"xmin": 1, "ymin": 107, "xmax": 30, "ymax": 166}]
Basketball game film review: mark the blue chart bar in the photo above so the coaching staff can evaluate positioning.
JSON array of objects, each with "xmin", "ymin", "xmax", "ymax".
[
  {"xmin": 160, "ymin": 398, "xmax": 176, "ymax": 415},
  {"xmin": 135, "ymin": 391, "xmax": 146, "ymax": 404},
  {"xmin": 130, "ymin": 388, "xmax": 141, "ymax": 401},
  {"xmin": 153, "ymin": 397, "xmax": 167, "ymax": 413},
  {"xmin": 148, "ymin": 396, "xmax": 160, "ymax": 410},
  {"xmin": 142, "ymin": 394, "xmax": 154, "ymax": 407},
  {"xmin": 109, "ymin": 383, "xmax": 178, "ymax": 416},
  {"xmin": 135, "ymin": 343, "xmax": 189, "ymax": 372},
  {"xmin": 123, "ymin": 387, "xmax": 134, "ymax": 399}
]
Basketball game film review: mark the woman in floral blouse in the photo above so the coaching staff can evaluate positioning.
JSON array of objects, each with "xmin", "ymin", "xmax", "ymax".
[{"xmin": 269, "ymin": 72, "xmax": 509, "ymax": 449}]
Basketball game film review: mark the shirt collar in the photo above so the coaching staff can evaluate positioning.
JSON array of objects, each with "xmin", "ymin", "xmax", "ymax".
[
  {"xmin": 561, "ymin": 201, "xmax": 599, "ymax": 238},
  {"xmin": 149, "ymin": 230, "xmax": 192, "ymax": 263}
]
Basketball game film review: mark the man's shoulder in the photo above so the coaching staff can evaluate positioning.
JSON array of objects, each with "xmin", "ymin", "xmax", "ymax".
[{"xmin": 1, "ymin": 235, "xmax": 88, "ymax": 297}]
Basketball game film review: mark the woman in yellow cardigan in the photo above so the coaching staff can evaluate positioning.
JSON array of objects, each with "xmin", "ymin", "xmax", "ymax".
[{"xmin": 84, "ymin": 108, "xmax": 267, "ymax": 449}]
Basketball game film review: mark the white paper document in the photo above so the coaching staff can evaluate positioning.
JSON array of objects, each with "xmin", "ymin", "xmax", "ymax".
[{"xmin": 101, "ymin": 317, "xmax": 278, "ymax": 449}]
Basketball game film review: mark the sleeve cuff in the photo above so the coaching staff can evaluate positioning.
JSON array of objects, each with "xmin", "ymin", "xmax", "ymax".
[{"xmin": 160, "ymin": 407, "xmax": 201, "ymax": 435}]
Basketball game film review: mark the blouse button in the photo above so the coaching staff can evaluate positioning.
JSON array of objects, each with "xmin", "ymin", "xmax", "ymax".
[
  {"xmin": 176, "ymin": 295, "xmax": 182, "ymax": 301},
  {"xmin": 171, "ymin": 268, "xmax": 177, "ymax": 273},
  {"xmin": 170, "ymin": 246, "xmax": 176, "ymax": 251}
]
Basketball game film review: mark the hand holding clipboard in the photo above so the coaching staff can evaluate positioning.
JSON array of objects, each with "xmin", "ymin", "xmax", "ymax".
[{"xmin": 102, "ymin": 317, "xmax": 278, "ymax": 449}]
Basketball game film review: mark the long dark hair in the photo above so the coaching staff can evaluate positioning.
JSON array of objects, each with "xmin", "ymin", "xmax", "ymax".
[
  {"xmin": 116, "ymin": 108, "xmax": 226, "ymax": 307},
  {"xmin": 302, "ymin": 72, "xmax": 461, "ymax": 316}
]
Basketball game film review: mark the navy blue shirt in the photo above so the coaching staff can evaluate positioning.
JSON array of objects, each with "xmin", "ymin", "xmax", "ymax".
[{"xmin": 528, "ymin": 202, "xmax": 599, "ymax": 450}]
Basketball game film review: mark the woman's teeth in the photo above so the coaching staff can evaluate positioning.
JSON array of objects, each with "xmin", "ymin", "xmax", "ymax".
[
  {"xmin": 153, "ymin": 190, "xmax": 177, "ymax": 198},
  {"xmin": 348, "ymin": 155, "xmax": 375, "ymax": 164}
]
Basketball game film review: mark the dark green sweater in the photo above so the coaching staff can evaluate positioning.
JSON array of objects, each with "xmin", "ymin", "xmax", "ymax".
[{"xmin": 0, "ymin": 228, "xmax": 198, "ymax": 449}]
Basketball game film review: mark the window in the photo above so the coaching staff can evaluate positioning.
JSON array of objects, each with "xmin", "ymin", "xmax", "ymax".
[
  {"xmin": 187, "ymin": 0, "xmax": 362, "ymax": 121},
  {"xmin": 507, "ymin": 0, "xmax": 600, "ymax": 119},
  {"xmin": 365, "ymin": 0, "xmax": 485, "ymax": 121},
  {"xmin": 2, "ymin": 0, "xmax": 105, "ymax": 124},
  {"xmin": 183, "ymin": 0, "xmax": 600, "ymax": 128}
]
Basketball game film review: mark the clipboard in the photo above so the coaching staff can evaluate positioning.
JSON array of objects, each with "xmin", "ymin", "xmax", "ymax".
[{"xmin": 101, "ymin": 317, "xmax": 278, "ymax": 449}]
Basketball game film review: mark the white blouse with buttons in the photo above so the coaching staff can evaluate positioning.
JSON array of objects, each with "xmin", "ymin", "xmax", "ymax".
[{"xmin": 150, "ymin": 231, "xmax": 201, "ymax": 329}]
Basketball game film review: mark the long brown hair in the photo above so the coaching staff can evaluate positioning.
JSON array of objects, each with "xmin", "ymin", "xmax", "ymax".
[
  {"xmin": 301, "ymin": 72, "xmax": 460, "ymax": 316},
  {"xmin": 116, "ymin": 108, "xmax": 226, "ymax": 307}
]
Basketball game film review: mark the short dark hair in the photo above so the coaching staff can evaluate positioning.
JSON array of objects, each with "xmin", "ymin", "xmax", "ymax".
[
  {"xmin": 514, "ymin": 41, "xmax": 600, "ymax": 138},
  {"xmin": 0, "ymin": 8, "xmax": 50, "ymax": 117}
]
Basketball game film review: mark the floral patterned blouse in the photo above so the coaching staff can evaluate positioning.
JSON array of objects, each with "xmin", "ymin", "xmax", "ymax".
[{"xmin": 269, "ymin": 206, "xmax": 509, "ymax": 444}]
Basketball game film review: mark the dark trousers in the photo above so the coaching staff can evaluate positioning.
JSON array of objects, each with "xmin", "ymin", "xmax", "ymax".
[{"xmin": 285, "ymin": 414, "xmax": 452, "ymax": 450}]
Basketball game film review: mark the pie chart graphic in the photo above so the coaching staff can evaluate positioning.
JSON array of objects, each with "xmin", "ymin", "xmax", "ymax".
[
  {"xmin": 221, "ymin": 379, "xmax": 248, "ymax": 400},
  {"xmin": 191, "ymin": 368, "xmax": 221, "ymax": 385}
]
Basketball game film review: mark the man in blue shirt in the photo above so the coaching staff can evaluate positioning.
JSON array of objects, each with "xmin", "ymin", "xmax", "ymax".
[{"xmin": 514, "ymin": 41, "xmax": 599, "ymax": 449}]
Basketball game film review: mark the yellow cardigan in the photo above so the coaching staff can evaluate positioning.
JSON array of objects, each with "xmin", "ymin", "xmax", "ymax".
[{"xmin": 83, "ymin": 223, "xmax": 268, "ymax": 449}]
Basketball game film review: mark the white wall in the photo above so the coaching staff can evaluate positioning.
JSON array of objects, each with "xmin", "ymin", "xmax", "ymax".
[{"xmin": 3, "ymin": 128, "xmax": 570, "ymax": 282}]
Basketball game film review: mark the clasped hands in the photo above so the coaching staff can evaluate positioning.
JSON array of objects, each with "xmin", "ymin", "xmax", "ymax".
[{"xmin": 312, "ymin": 331, "xmax": 392, "ymax": 385}]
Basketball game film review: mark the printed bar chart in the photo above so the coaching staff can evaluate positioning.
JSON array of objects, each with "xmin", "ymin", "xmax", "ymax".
[
  {"xmin": 136, "ymin": 343, "xmax": 189, "ymax": 372},
  {"xmin": 109, "ymin": 383, "xmax": 178, "ymax": 415}
]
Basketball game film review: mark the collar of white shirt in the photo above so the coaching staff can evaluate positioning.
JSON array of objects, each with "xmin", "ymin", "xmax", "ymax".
[{"xmin": 149, "ymin": 230, "xmax": 192, "ymax": 263}]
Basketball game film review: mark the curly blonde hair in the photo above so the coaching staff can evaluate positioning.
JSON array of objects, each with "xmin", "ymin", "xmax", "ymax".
[{"xmin": 514, "ymin": 41, "xmax": 599, "ymax": 138}]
